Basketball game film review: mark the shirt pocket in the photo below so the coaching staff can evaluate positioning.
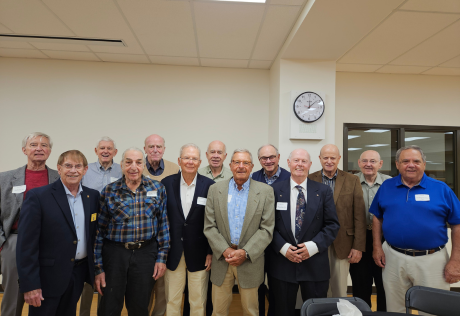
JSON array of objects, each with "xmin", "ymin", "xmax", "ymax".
[
  {"xmin": 111, "ymin": 201, "xmax": 130, "ymax": 224},
  {"xmin": 144, "ymin": 198, "xmax": 159, "ymax": 218}
]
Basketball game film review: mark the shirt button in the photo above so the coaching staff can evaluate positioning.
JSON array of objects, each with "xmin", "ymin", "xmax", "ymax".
[
  {"xmin": 73, "ymin": 241, "xmax": 77, "ymax": 244},
  {"xmin": 71, "ymin": 258, "xmax": 75, "ymax": 262}
]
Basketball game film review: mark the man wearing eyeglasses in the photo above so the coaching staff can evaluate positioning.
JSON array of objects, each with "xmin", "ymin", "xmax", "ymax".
[
  {"xmin": 0, "ymin": 132, "xmax": 59, "ymax": 316},
  {"xmin": 161, "ymin": 143, "xmax": 215, "ymax": 316},
  {"xmin": 349, "ymin": 150, "xmax": 390, "ymax": 311},
  {"xmin": 16, "ymin": 150, "xmax": 100, "ymax": 316},
  {"xmin": 199, "ymin": 140, "xmax": 233, "ymax": 182},
  {"xmin": 204, "ymin": 149, "xmax": 275, "ymax": 316}
]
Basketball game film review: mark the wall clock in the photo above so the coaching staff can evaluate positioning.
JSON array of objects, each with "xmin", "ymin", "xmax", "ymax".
[{"xmin": 293, "ymin": 91, "xmax": 325, "ymax": 123}]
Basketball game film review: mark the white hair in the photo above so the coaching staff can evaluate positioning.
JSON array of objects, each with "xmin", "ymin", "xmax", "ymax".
[
  {"xmin": 232, "ymin": 148, "xmax": 253, "ymax": 163},
  {"xmin": 96, "ymin": 136, "xmax": 116, "ymax": 149},
  {"xmin": 257, "ymin": 144, "xmax": 279, "ymax": 158},
  {"xmin": 179, "ymin": 143, "xmax": 201, "ymax": 158},
  {"xmin": 121, "ymin": 147, "xmax": 145, "ymax": 162},
  {"xmin": 22, "ymin": 132, "xmax": 53, "ymax": 148}
]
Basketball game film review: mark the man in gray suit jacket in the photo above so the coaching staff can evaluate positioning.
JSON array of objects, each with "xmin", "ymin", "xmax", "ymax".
[
  {"xmin": 0, "ymin": 132, "xmax": 59, "ymax": 316},
  {"xmin": 204, "ymin": 149, "xmax": 275, "ymax": 316}
]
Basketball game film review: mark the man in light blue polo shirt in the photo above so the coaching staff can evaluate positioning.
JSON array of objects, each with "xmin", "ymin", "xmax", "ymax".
[{"xmin": 370, "ymin": 145, "xmax": 460, "ymax": 313}]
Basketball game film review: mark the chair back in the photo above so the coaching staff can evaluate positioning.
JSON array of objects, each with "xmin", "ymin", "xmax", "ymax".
[
  {"xmin": 405, "ymin": 286, "xmax": 460, "ymax": 316},
  {"xmin": 301, "ymin": 297, "xmax": 372, "ymax": 316}
]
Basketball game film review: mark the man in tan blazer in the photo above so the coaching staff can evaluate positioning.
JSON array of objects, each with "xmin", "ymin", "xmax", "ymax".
[
  {"xmin": 204, "ymin": 149, "xmax": 275, "ymax": 316},
  {"xmin": 308, "ymin": 144, "xmax": 366, "ymax": 298}
]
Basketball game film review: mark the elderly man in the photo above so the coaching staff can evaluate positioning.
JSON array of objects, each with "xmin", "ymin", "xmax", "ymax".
[
  {"xmin": 252, "ymin": 144, "xmax": 290, "ymax": 185},
  {"xmin": 269, "ymin": 149, "xmax": 339, "ymax": 316},
  {"xmin": 143, "ymin": 134, "xmax": 178, "ymax": 316},
  {"xmin": 80, "ymin": 137, "xmax": 122, "ymax": 316},
  {"xmin": 349, "ymin": 150, "xmax": 390, "ymax": 311},
  {"xmin": 161, "ymin": 143, "xmax": 215, "ymax": 316},
  {"xmin": 0, "ymin": 132, "xmax": 59, "ymax": 316},
  {"xmin": 198, "ymin": 140, "xmax": 233, "ymax": 182},
  {"xmin": 370, "ymin": 145, "xmax": 460, "ymax": 313},
  {"xmin": 95, "ymin": 148, "xmax": 170, "ymax": 316},
  {"xmin": 308, "ymin": 144, "xmax": 366, "ymax": 298},
  {"xmin": 17, "ymin": 150, "xmax": 100, "ymax": 316},
  {"xmin": 204, "ymin": 149, "xmax": 275, "ymax": 316}
]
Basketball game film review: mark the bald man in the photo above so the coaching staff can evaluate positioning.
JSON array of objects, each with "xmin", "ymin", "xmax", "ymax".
[
  {"xmin": 198, "ymin": 141, "xmax": 233, "ymax": 182},
  {"xmin": 308, "ymin": 144, "xmax": 366, "ymax": 298}
]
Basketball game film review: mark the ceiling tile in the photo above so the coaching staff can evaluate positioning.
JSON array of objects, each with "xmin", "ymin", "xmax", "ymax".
[
  {"xmin": 201, "ymin": 58, "xmax": 249, "ymax": 68},
  {"xmin": 270, "ymin": 0, "xmax": 305, "ymax": 6},
  {"xmin": 400, "ymin": 0, "xmax": 460, "ymax": 13},
  {"xmin": 339, "ymin": 11, "xmax": 460, "ymax": 64},
  {"xmin": 422, "ymin": 67, "xmax": 460, "ymax": 76},
  {"xmin": 0, "ymin": 48, "xmax": 48, "ymax": 58},
  {"xmin": 390, "ymin": 21, "xmax": 460, "ymax": 66},
  {"xmin": 336, "ymin": 64, "xmax": 382, "ymax": 72},
  {"xmin": 42, "ymin": 0, "xmax": 144, "ymax": 54},
  {"xmin": 149, "ymin": 55, "xmax": 199, "ymax": 66},
  {"xmin": 118, "ymin": 0, "xmax": 197, "ymax": 57},
  {"xmin": 249, "ymin": 60, "xmax": 272, "ymax": 69},
  {"xmin": 0, "ymin": 0, "xmax": 73, "ymax": 36},
  {"xmin": 376, "ymin": 65, "xmax": 431, "ymax": 74},
  {"xmin": 0, "ymin": 41, "xmax": 34, "ymax": 49},
  {"xmin": 41, "ymin": 50, "xmax": 100, "ymax": 61},
  {"xmin": 252, "ymin": 5, "xmax": 300, "ymax": 60},
  {"xmin": 194, "ymin": 2, "xmax": 265, "ymax": 59},
  {"xmin": 440, "ymin": 55, "xmax": 460, "ymax": 68},
  {"xmin": 97, "ymin": 53, "xmax": 150, "ymax": 64},
  {"xmin": 30, "ymin": 42, "xmax": 90, "ymax": 52},
  {"xmin": 0, "ymin": 23, "xmax": 13, "ymax": 33}
]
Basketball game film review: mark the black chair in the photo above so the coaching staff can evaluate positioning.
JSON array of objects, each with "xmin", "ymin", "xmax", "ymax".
[
  {"xmin": 301, "ymin": 297, "xmax": 372, "ymax": 316},
  {"xmin": 405, "ymin": 286, "xmax": 460, "ymax": 316}
]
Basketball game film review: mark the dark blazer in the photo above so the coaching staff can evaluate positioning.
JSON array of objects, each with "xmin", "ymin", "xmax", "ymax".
[
  {"xmin": 251, "ymin": 167, "xmax": 291, "ymax": 185},
  {"xmin": 268, "ymin": 179, "xmax": 339, "ymax": 283},
  {"xmin": 308, "ymin": 169, "xmax": 366, "ymax": 259},
  {"xmin": 161, "ymin": 173, "xmax": 215, "ymax": 272},
  {"xmin": 16, "ymin": 179, "xmax": 100, "ymax": 297}
]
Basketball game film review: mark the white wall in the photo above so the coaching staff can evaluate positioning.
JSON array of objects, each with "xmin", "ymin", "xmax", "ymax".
[{"xmin": 0, "ymin": 58, "xmax": 269, "ymax": 172}]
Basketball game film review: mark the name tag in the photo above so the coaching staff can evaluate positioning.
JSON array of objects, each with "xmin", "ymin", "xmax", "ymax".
[
  {"xmin": 91, "ymin": 213, "xmax": 97, "ymax": 222},
  {"xmin": 110, "ymin": 177, "xmax": 119, "ymax": 183},
  {"xmin": 228, "ymin": 195, "xmax": 232, "ymax": 203},
  {"xmin": 277, "ymin": 202, "xmax": 288, "ymax": 211},
  {"xmin": 12, "ymin": 185, "xmax": 26, "ymax": 194},
  {"xmin": 147, "ymin": 191, "xmax": 157, "ymax": 197},
  {"xmin": 415, "ymin": 194, "xmax": 430, "ymax": 201},
  {"xmin": 197, "ymin": 197, "xmax": 207, "ymax": 206}
]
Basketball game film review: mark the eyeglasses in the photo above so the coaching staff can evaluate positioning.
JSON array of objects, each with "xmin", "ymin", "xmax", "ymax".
[
  {"xmin": 62, "ymin": 163, "xmax": 84, "ymax": 170},
  {"xmin": 361, "ymin": 159, "xmax": 379, "ymax": 165},
  {"xmin": 232, "ymin": 160, "xmax": 252, "ymax": 166},
  {"xmin": 180, "ymin": 157, "xmax": 200, "ymax": 163},
  {"xmin": 259, "ymin": 155, "xmax": 277, "ymax": 162}
]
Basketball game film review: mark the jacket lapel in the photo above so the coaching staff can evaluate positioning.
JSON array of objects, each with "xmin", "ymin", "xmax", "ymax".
[
  {"xmin": 52, "ymin": 180, "xmax": 77, "ymax": 237},
  {"xmin": 278, "ymin": 182, "xmax": 296, "ymax": 245},
  {"xmin": 239, "ymin": 179, "xmax": 260, "ymax": 243},
  {"xmin": 173, "ymin": 174, "xmax": 185, "ymax": 220},
  {"xmin": 186, "ymin": 175, "xmax": 204, "ymax": 221},
  {"xmin": 218, "ymin": 181, "xmax": 231, "ymax": 242},
  {"xmin": 297, "ymin": 180, "xmax": 320, "ymax": 242},
  {"xmin": 82, "ymin": 187, "xmax": 91, "ymax": 244},
  {"xmin": 12, "ymin": 166, "xmax": 26, "ymax": 205},
  {"xmin": 333, "ymin": 170, "xmax": 345, "ymax": 204}
]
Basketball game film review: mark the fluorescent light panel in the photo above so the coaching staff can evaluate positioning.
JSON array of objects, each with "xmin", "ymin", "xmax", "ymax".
[
  {"xmin": 348, "ymin": 148, "xmax": 362, "ymax": 151},
  {"xmin": 405, "ymin": 137, "xmax": 430, "ymax": 142},
  {"xmin": 348, "ymin": 135, "xmax": 360, "ymax": 139},
  {"xmin": 365, "ymin": 144, "xmax": 389, "ymax": 147},
  {"xmin": 0, "ymin": 34, "xmax": 125, "ymax": 47},
  {"xmin": 364, "ymin": 129, "xmax": 390, "ymax": 133}
]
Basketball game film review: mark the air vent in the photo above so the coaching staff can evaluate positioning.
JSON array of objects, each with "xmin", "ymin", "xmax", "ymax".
[{"xmin": 0, "ymin": 34, "xmax": 125, "ymax": 47}]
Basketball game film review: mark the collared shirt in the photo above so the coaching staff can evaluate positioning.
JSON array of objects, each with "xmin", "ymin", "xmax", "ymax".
[
  {"xmin": 95, "ymin": 175, "xmax": 169, "ymax": 274},
  {"xmin": 321, "ymin": 169, "xmax": 338, "ymax": 193},
  {"xmin": 227, "ymin": 178, "xmax": 250, "ymax": 245},
  {"xmin": 82, "ymin": 160, "xmax": 122, "ymax": 192},
  {"xmin": 180, "ymin": 173, "xmax": 197, "ymax": 219},
  {"xmin": 356, "ymin": 172, "xmax": 391, "ymax": 226},
  {"xmin": 279, "ymin": 178, "xmax": 318, "ymax": 257},
  {"xmin": 61, "ymin": 180, "xmax": 87, "ymax": 260},
  {"xmin": 263, "ymin": 166, "xmax": 282, "ymax": 185},
  {"xmin": 146, "ymin": 157, "xmax": 165, "ymax": 176},
  {"xmin": 370, "ymin": 174, "xmax": 460, "ymax": 250},
  {"xmin": 198, "ymin": 165, "xmax": 233, "ymax": 182}
]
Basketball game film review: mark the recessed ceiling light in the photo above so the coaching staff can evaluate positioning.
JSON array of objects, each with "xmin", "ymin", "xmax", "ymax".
[
  {"xmin": 365, "ymin": 144, "xmax": 389, "ymax": 147},
  {"xmin": 364, "ymin": 129, "xmax": 390, "ymax": 133},
  {"xmin": 405, "ymin": 137, "xmax": 430, "ymax": 142},
  {"xmin": 348, "ymin": 135, "xmax": 360, "ymax": 139},
  {"xmin": 0, "ymin": 34, "xmax": 125, "ymax": 47}
]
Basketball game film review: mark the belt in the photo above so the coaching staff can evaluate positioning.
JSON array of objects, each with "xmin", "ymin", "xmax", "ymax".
[
  {"xmin": 367, "ymin": 223, "xmax": 372, "ymax": 230},
  {"xmin": 230, "ymin": 244, "xmax": 238, "ymax": 250},
  {"xmin": 74, "ymin": 257, "xmax": 87, "ymax": 267},
  {"xmin": 390, "ymin": 244, "xmax": 445, "ymax": 257},
  {"xmin": 105, "ymin": 238, "xmax": 155, "ymax": 250}
]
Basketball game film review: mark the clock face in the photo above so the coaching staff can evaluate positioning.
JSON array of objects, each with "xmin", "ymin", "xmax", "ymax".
[{"xmin": 293, "ymin": 92, "xmax": 325, "ymax": 123}]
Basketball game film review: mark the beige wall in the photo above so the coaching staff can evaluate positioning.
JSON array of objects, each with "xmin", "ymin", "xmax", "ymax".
[{"xmin": 0, "ymin": 58, "xmax": 269, "ymax": 172}]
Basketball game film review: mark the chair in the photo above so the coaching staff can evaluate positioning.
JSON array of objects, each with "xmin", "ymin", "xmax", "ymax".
[
  {"xmin": 301, "ymin": 297, "xmax": 372, "ymax": 316},
  {"xmin": 405, "ymin": 286, "xmax": 460, "ymax": 316}
]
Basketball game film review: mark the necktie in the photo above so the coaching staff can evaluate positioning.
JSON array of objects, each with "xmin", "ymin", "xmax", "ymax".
[{"xmin": 295, "ymin": 185, "xmax": 306, "ymax": 241}]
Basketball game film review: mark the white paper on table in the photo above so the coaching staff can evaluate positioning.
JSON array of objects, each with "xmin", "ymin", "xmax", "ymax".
[{"xmin": 332, "ymin": 299, "xmax": 362, "ymax": 316}]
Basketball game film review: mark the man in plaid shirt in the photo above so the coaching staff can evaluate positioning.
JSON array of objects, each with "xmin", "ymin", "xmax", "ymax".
[{"xmin": 94, "ymin": 147, "xmax": 170, "ymax": 316}]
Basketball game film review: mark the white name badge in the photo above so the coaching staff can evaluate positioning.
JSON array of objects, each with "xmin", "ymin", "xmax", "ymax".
[
  {"xmin": 277, "ymin": 202, "xmax": 288, "ymax": 211},
  {"xmin": 12, "ymin": 185, "xmax": 26, "ymax": 194},
  {"xmin": 110, "ymin": 177, "xmax": 119, "ymax": 183},
  {"xmin": 197, "ymin": 197, "xmax": 207, "ymax": 206},
  {"xmin": 228, "ymin": 195, "xmax": 232, "ymax": 203},
  {"xmin": 147, "ymin": 191, "xmax": 158, "ymax": 197},
  {"xmin": 415, "ymin": 194, "xmax": 430, "ymax": 201}
]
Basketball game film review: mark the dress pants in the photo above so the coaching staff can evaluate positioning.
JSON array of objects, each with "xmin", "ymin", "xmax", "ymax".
[
  {"xmin": 382, "ymin": 241, "xmax": 450, "ymax": 314},
  {"xmin": 349, "ymin": 230, "xmax": 386, "ymax": 311},
  {"xmin": 165, "ymin": 253, "xmax": 209, "ymax": 316},
  {"xmin": 327, "ymin": 245, "xmax": 349, "ymax": 298},
  {"xmin": 98, "ymin": 241, "xmax": 157, "ymax": 316},
  {"xmin": 183, "ymin": 278, "xmax": 213, "ymax": 316},
  {"xmin": 149, "ymin": 276, "xmax": 166, "ymax": 316},
  {"xmin": 29, "ymin": 257, "xmax": 89, "ymax": 316},
  {"xmin": 79, "ymin": 283, "xmax": 101, "ymax": 316},
  {"xmin": 212, "ymin": 265, "xmax": 258, "ymax": 316},
  {"xmin": 268, "ymin": 274, "xmax": 328, "ymax": 316},
  {"xmin": 1, "ymin": 234, "xmax": 25, "ymax": 316}
]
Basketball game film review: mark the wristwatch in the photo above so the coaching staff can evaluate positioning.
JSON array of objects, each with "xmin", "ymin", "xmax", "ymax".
[{"xmin": 244, "ymin": 250, "xmax": 250, "ymax": 260}]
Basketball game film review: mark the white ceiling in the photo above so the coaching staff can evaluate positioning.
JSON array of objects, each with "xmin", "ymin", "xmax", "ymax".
[{"xmin": 0, "ymin": 0, "xmax": 459, "ymax": 75}]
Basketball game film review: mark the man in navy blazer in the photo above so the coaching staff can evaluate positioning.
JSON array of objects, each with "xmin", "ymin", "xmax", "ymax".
[
  {"xmin": 268, "ymin": 149, "xmax": 339, "ymax": 316},
  {"xmin": 161, "ymin": 143, "xmax": 215, "ymax": 316},
  {"xmin": 16, "ymin": 150, "xmax": 100, "ymax": 316}
]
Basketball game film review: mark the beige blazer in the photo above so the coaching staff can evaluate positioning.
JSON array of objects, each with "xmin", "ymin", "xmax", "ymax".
[{"xmin": 204, "ymin": 178, "xmax": 275, "ymax": 288}]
